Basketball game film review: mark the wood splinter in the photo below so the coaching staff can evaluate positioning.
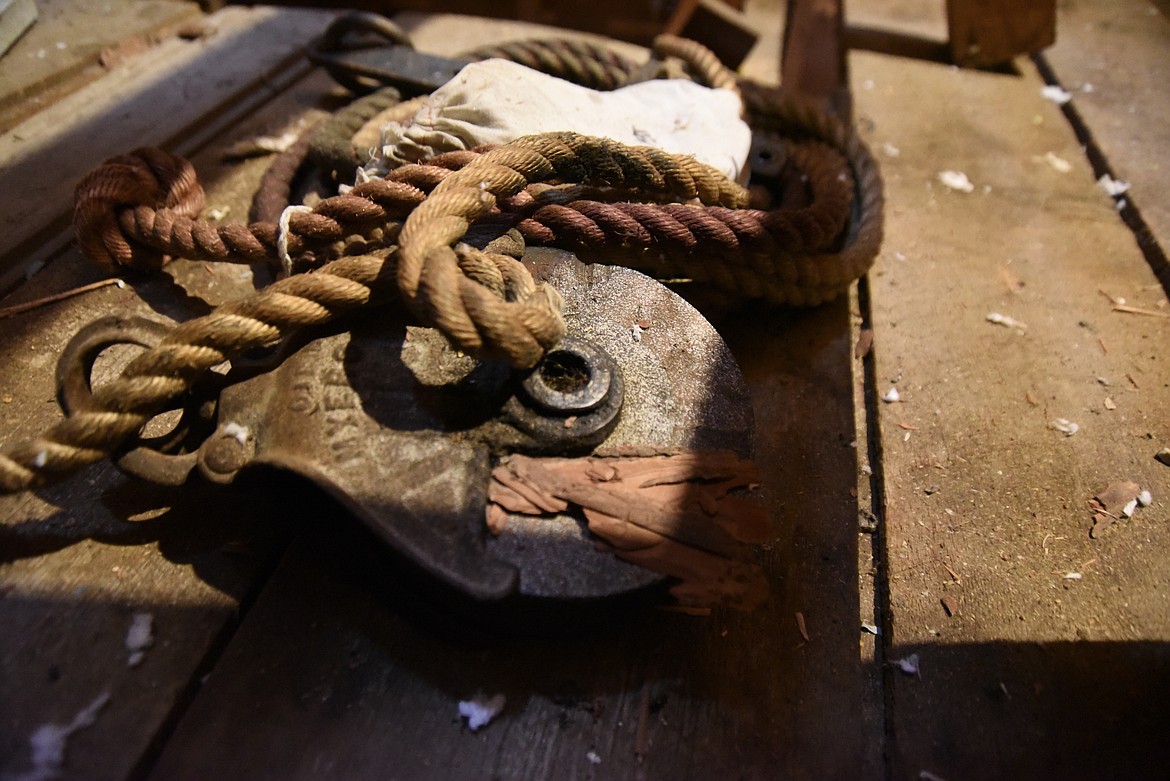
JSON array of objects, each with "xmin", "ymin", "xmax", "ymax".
[{"xmin": 486, "ymin": 450, "xmax": 770, "ymax": 610}]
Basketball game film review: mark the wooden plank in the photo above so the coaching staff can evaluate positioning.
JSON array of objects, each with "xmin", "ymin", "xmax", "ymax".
[
  {"xmin": 0, "ymin": 0, "xmax": 38, "ymax": 58},
  {"xmin": 0, "ymin": 5, "xmax": 333, "ymax": 286},
  {"xmin": 850, "ymin": 42, "xmax": 1170, "ymax": 779},
  {"xmin": 1042, "ymin": 0, "xmax": 1170, "ymax": 269},
  {"xmin": 945, "ymin": 0, "xmax": 1055, "ymax": 66},
  {"xmin": 0, "ymin": 65, "xmax": 340, "ymax": 781},
  {"xmin": 0, "ymin": 0, "xmax": 204, "ymax": 133},
  {"xmin": 145, "ymin": 302, "xmax": 881, "ymax": 781},
  {"xmin": 144, "ymin": 12, "xmax": 880, "ymax": 780},
  {"xmin": 662, "ymin": 0, "xmax": 759, "ymax": 69},
  {"xmin": 782, "ymin": 0, "xmax": 848, "ymax": 114}
]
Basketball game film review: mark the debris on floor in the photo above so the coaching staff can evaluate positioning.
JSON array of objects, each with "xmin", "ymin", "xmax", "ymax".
[
  {"xmin": 1156, "ymin": 448, "xmax": 1170, "ymax": 467},
  {"xmin": 1049, "ymin": 418, "xmax": 1080, "ymax": 436},
  {"xmin": 936, "ymin": 170, "xmax": 974, "ymax": 193},
  {"xmin": 125, "ymin": 612, "xmax": 154, "ymax": 667},
  {"xmin": 1036, "ymin": 151, "xmax": 1072, "ymax": 172},
  {"xmin": 458, "ymin": 693, "xmax": 506, "ymax": 732},
  {"xmin": 894, "ymin": 653, "xmax": 921, "ymax": 677},
  {"xmin": 9, "ymin": 692, "xmax": 110, "ymax": 781},
  {"xmin": 586, "ymin": 750, "xmax": 602, "ymax": 765},
  {"xmin": 1097, "ymin": 174, "xmax": 1131, "ymax": 197},
  {"xmin": 881, "ymin": 387, "xmax": 901, "ymax": 403},
  {"xmin": 1089, "ymin": 480, "xmax": 1150, "ymax": 538},
  {"xmin": 986, "ymin": 312, "xmax": 1027, "ymax": 331},
  {"xmin": 221, "ymin": 131, "xmax": 301, "ymax": 160},
  {"xmin": 1040, "ymin": 84, "xmax": 1073, "ymax": 104}
]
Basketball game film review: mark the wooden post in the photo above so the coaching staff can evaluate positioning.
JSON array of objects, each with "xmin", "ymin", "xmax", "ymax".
[
  {"xmin": 946, "ymin": 0, "xmax": 1056, "ymax": 67},
  {"xmin": 782, "ymin": 0, "xmax": 849, "ymax": 117}
]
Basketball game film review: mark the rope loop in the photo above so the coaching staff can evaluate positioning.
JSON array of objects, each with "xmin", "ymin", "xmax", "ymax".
[
  {"xmin": 73, "ymin": 147, "xmax": 203, "ymax": 272},
  {"xmin": 0, "ymin": 34, "xmax": 885, "ymax": 495}
]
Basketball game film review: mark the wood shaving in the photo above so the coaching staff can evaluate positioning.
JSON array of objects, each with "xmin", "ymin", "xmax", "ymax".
[
  {"xmin": 936, "ymin": 170, "xmax": 974, "ymax": 193},
  {"xmin": 986, "ymin": 312, "xmax": 1027, "ymax": 331},
  {"xmin": 1097, "ymin": 174, "xmax": 1130, "ymax": 197},
  {"xmin": 1041, "ymin": 85, "xmax": 1072, "ymax": 105},
  {"xmin": 487, "ymin": 451, "xmax": 769, "ymax": 610},
  {"xmin": 458, "ymin": 693, "xmax": 506, "ymax": 731},
  {"xmin": 1089, "ymin": 480, "xmax": 1142, "ymax": 538}
]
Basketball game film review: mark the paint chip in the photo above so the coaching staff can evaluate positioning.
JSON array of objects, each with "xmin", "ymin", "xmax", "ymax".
[
  {"xmin": 1049, "ymin": 418, "xmax": 1079, "ymax": 436},
  {"xmin": 1041, "ymin": 85, "xmax": 1073, "ymax": 105},
  {"xmin": 1040, "ymin": 151, "xmax": 1072, "ymax": 173},
  {"xmin": 125, "ymin": 612, "xmax": 154, "ymax": 667},
  {"xmin": 13, "ymin": 693, "xmax": 110, "ymax": 781},
  {"xmin": 894, "ymin": 653, "xmax": 921, "ymax": 676},
  {"xmin": 986, "ymin": 312, "xmax": 1027, "ymax": 331},
  {"xmin": 1097, "ymin": 174, "xmax": 1131, "ymax": 197},
  {"xmin": 222, "ymin": 422, "xmax": 249, "ymax": 445},
  {"xmin": 937, "ymin": 170, "xmax": 974, "ymax": 193}
]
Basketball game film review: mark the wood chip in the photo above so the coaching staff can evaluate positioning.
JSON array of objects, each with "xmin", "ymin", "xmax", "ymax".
[
  {"xmin": 1113, "ymin": 304, "xmax": 1170, "ymax": 319},
  {"xmin": 795, "ymin": 611, "xmax": 810, "ymax": 642},
  {"xmin": 1089, "ymin": 480, "xmax": 1142, "ymax": 539},
  {"xmin": 854, "ymin": 328, "xmax": 874, "ymax": 359},
  {"xmin": 940, "ymin": 596, "xmax": 960, "ymax": 617}
]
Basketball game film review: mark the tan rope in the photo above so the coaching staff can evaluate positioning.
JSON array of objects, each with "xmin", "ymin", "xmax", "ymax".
[
  {"xmin": 0, "ymin": 255, "xmax": 392, "ymax": 493},
  {"xmin": 652, "ymin": 34, "xmax": 739, "ymax": 92},
  {"xmin": 2, "ymin": 36, "xmax": 885, "ymax": 495},
  {"xmin": 0, "ymin": 132, "xmax": 749, "ymax": 493}
]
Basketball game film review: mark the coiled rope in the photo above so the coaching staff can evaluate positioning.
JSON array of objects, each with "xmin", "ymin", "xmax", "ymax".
[{"xmin": 0, "ymin": 34, "xmax": 883, "ymax": 494}]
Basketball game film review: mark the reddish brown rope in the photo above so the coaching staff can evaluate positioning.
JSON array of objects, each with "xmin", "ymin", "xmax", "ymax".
[{"xmin": 5, "ymin": 36, "xmax": 885, "ymax": 494}]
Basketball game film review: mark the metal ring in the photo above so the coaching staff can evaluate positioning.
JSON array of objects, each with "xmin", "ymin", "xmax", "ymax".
[
  {"xmin": 55, "ymin": 316, "xmax": 203, "ymax": 486},
  {"xmin": 520, "ymin": 336, "xmax": 613, "ymax": 415}
]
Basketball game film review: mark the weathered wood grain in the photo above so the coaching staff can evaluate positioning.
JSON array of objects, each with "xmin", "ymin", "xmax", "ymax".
[
  {"xmin": 0, "ymin": 34, "xmax": 342, "ymax": 781},
  {"xmin": 1044, "ymin": 0, "xmax": 1170, "ymax": 265},
  {"xmin": 0, "ymin": 5, "xmax": 332, "ymax": 288},
  {"xmin": 852, "ymin": 43, "xmax": 1170, "ymax": 779}
]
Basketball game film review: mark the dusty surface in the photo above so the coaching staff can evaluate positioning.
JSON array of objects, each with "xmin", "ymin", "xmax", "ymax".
[{"xmin": 850, "ymin": 0, "xmax": 1170, "ymax": 775}]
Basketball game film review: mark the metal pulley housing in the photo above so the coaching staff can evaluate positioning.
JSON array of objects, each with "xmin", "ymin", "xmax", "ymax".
[{"xmin": 59, "ymin": 250, "xmax": 757, "ymax": 617}]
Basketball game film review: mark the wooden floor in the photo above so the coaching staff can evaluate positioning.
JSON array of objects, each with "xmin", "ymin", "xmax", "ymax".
[{"xmin": 0, "ymin": 2, "xmax": 1167, "ymax": 779}]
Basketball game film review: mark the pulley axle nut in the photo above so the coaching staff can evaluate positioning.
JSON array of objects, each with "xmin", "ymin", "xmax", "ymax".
[{"xmin": 520, "ymin": 337, "xmax": 613, "ymax": 416}]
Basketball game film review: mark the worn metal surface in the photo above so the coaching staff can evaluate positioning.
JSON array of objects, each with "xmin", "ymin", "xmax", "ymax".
[{"xmin": 54, "ymin": 251, "xmax": 754, "ymax": 614}]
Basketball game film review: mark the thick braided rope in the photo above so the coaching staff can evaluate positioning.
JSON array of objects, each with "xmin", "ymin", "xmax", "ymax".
[
  {"xmin": 74, "ymin": 147, "xmax": 205, "ymax": 272},
  {"xmin": 396, "ymin": 131, "xmax": 748, "ymax": 366},
  {"xmin": 81, "ymin": 137, "xmax": 869, "ymax": 305},
  {"xmin": 0, "ymin": 133, "xmax": 747, "ymax": 493},
  {"xmin": 464, "ymin": 38, "xmax": 640, "ymax": 91},
  {"xmin": 0, "ymin": 255, "xmax": 393, "ymax": 494},
  {"xmin": 511, "ymin": 140, "xmax": 856, "ymax": 300},
  {"xmin": 652, "ymin": 34, "xmax": 739, "ymax": 92},
  {"xmin": 78, "ymin": 153, "xmax": 456, "ymax": 269}
]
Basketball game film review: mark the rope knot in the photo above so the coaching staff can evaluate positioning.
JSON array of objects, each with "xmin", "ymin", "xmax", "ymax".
[{"xmin": 73, "ymin": 147, "xmax": 204, "ymax": 272}]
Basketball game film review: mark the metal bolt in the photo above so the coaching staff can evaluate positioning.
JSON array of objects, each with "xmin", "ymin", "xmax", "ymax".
[{"xmin": 198, "ymin": 431, "xmax": 250, "ymax": 480}]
